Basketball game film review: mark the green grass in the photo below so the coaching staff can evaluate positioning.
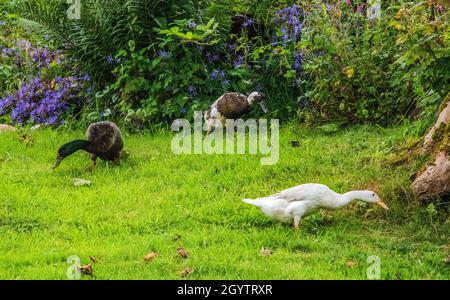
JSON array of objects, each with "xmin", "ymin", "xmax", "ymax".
[{"xmin": 0, "ymin": 124, "xmax": 449, "ymax": 279}]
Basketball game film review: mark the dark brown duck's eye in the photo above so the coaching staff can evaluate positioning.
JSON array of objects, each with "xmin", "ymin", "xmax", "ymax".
[{"xmin": 372, "ymin": 193, "xmax": 375, "ymax": 196}]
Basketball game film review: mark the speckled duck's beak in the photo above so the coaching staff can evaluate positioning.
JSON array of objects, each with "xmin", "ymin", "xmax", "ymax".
[
  {"xmin": 376, "ymin": 200, "xmax": 389, "ymax": 210},
  {"xmin": 259, "ymin": 101, "xmax": 269, "ymax": 113}
]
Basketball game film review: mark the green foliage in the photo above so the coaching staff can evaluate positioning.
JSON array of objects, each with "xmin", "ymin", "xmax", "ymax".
[
  {"xmin": 14, "ymin": 0, "xmax": 198, "ymax": 86},
  {"xmin": 390, "ymin": 1, "xmax": 450, "ymax": 118},
  {"xmin": 298, "ymin": 1, "xmax": 448, "ymax": 124},
  {"xmin": 3, "ymin": 0, "xmax": 449, "ymax": 127},
  {"xmin": 90, "ymin": 16, "xmax": 226, "ymax": 127}
]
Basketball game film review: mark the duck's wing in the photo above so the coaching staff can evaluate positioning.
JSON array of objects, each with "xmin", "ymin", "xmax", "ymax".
[
  {"xmin": 274, "ymin": 184, "xmax": 331, "ymax": 202},
  {"xmin": 216, "ymin": 92, "xmax": 249, "ymax": 119}
]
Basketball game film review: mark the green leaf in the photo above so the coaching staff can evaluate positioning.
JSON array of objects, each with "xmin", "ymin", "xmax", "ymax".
[
  {"xmin": 206, "ymin": 18, "xmax": 215, "ymax": 29},
  {"xmin": 155, "ymin": 17, "xmax": 167, "ymax": 29},
  {"xmin": 128, "ymin": 40, "xmax": 136, "ymax": 52},
  {"xmin": 170, "ymin": 26, "xmax": 180, "ymax": 34},
  {"xmin": 186, "ymin": 32, "xmax": 193, "ymax": 40}
]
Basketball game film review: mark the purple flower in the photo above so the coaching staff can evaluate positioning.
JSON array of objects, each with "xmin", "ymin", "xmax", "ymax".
[
  {"xmin": 106, "ymin": 55, "xmax": 114, "ymax": 64},
  {"xmin": 82, "ymin": 73, "xmax": 90, "ymax": 82},
  {"xmin": 180, "ymin": 107, "xmax": 187, "ymax": 114},
  {"xmin": 206, "ymin": 52, "xmax": 220, "ymax": 63},
  {"xmin": 356, "ymin": 4, "xmax": 364, "ymax": 14},
  {"xmin": 210, "ymin": 70, "xmax": 219, "ymax": 80},
  {"xmin": 234, "ymin": 55, "xmax": 244, "ymax": 68},
  {"xmin": 0, "ymin": 21, "xmax": 5, "ymax": 26},
  {"xmin": 227, "ymin": 43, "xmax": 236, "ymax": 52},
  {"xmin": 158, "ymin": 50, "xmax": 169, "ymax": 58},
  {"xmin": 255, "ymin": 84, "xmax": 262, "ymax": 92},
  {"xmin": 223, "ymin": 79, "xmax": 230, "ymax": 87},
  {"xmin": 187, "ymin": 85, "xmax": 197, "ymax": 96},
  {"xmin": 346, "ymin": 0, "xmax": 351, "ymax": 7},
  {"xmin": 242, "ymin": 18, "xmax": 254, "ymax": 29},
  {"xmin": 188, "ymin": 21, "xmax": 197, "ymax": 29},
  {"xmin": 293, "ymin": 51, "xmax": 304, "ymax": 71},
  {"xmin": 326, "ymin": 4, "xmax": 333, "ymax": 11}
]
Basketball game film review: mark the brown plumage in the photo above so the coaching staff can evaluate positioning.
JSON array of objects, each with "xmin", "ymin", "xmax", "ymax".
[
  {"xmin": 86, "ymin": 121, "xmax": 123, "ymax": 162},
  {"xmin": 205, "ymin": 91, "xmax": 267, "ymax": 134},
  {"xmin": 53, "ymin": 121, "xmax": 124, "ymax": 169}
]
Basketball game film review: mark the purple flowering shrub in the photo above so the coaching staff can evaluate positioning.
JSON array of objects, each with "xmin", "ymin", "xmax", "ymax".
[
  {"xmin": 1, "ymin": 28, "xmax": 91, "ymax": 125},
  {"xmin": 0, "ymin": 76, "xmax": 86, "ymax": 125}
]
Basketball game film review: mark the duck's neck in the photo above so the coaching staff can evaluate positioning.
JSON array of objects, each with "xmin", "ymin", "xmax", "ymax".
[
  {"xmin": 62, "ymin": 140, "xmax": 93, "ymax": 157},
  {"xmin": 336, "ymin": 191, "xmax": 365, "ymax": 208},
  {"xmin": 247, "ymin": 95, "xmax": 256, "ymax": 106}
]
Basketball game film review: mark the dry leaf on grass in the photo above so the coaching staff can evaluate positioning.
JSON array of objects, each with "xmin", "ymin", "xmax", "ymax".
[
  {"xmin": 180, "ymin": 267, "xmax": 193, "ymax": 278},
  {"xmin": 89, "ymin": 256, "xmax": 97, "ymax": 264},
  {"xmin": 177, "ymin": 247, "xmax": 188, "ymax": 258},
  {"xmin": 144, "ymin": 252, "xmax": 158, "ymax": 262},
  {"xmin": 79, "ymin": 264, "xmax": 93, "ymax": 276},
  {"xmin": 72, "ymin": 178, "xmax": 92, "ymax": 187},
  {"xmin": 346, "ymin": 260, "xmax": 357, "ymax": 268},
  {"xmin": 260, "ymin": 247, "xmax": 272, "ymax": 257}
]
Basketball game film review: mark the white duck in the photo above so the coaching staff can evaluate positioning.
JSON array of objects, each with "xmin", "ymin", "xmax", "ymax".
[
  {"xmin": 243, "ymin": 183, "xmax": 389, "ymax": 231},
  {"xmin": 204, "ymin": 91, "xmax": 268, "ymax": 134}
]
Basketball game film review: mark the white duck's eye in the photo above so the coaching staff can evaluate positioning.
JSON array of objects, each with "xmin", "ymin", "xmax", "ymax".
[{"xmin": 372, "ymin": 193, "xmax": 375, "ymax": 196}]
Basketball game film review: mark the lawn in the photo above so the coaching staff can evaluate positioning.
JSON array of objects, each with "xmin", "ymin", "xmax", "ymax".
[{"xmin": 0, "ymin": 124, "xmax": 449, "ymax": 279}]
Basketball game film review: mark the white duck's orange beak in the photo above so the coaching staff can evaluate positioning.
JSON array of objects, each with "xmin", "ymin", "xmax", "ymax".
[{"xmin": 376, "ymin": 200, "xmax": 389, "ymax": 210}]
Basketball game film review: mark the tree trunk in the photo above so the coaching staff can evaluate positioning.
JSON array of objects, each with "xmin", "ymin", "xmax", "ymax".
[{"xmin": 412, "ymin": 96, "xmax": 450, "ymax": 203}]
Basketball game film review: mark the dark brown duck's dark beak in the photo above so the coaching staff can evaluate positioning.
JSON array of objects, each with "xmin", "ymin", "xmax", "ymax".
[{"xmin": 52, "ymin": 156, "xmax": 63, "ymax": 169}]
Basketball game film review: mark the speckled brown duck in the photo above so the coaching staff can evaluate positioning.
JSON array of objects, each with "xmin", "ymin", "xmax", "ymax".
[
  {"xmin": 204, "ymin": 91, "xmax": 268, "ymax": 134},
  {"xmin": 53, "ymin": 121, "xmax": 124, "ymax": 169}
]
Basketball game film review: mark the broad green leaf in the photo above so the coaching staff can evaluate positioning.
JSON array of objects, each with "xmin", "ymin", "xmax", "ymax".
[
  {"xmin": 155, "ymin": 17, "xmax": 167, "ymax": 28},
  {"xmin": 170, "ymin": 26, "xmax": 180, "ymax": 33}
]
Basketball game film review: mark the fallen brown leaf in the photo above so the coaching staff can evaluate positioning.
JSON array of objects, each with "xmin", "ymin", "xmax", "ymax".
[
  {"xmin": 177, "ymin": 247, "xmax": 188, "ymax": 258},
  {"xmin": 144, "ymin": 252, "xmax": 158, "ymax": 262},
  {"xmin": 260, "ymin": 247, "xmax": 272, "ymax": 257},
  {"xmin": 72, "ymin": 178, "xmax": 92, "ymax": 187},
  {"xmin": 346, "ymin": 260, "xmax": 357, "ymax": 268},
  {"xmin": 89, "ymin": 256, "xmax": 97, "ymax": 263},
  {"xmin": 180, "ymin": 267, "xmax": 193, "ymax": 278},
  {"xmin": 79, "ymin": 264, "xmax": 93, "ymax": 275}
]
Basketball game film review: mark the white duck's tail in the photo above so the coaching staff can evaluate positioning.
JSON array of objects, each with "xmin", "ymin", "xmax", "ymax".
[{"xmin": 242, "ymin": 196, "xmax": 277, "ymax": 207}]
